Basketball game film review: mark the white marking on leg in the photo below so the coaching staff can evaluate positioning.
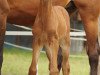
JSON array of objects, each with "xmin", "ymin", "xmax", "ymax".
[{"xmin": 37, "ymin": 64, "xmax": 38, "ymax": 75}]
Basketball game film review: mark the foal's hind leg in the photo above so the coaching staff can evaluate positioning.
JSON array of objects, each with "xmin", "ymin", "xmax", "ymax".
[
  {"xmin": 29, "ymin": 38, "xmax": 43, "ymax": 75},
  {"xmin": 0, "ymin": 0, "xmax": 9, "ymax": 74},
  {"xmin": 60, "ymin": 35, "xmax": 70, "ymax": 75},
  {"xmin": 45, "ymin": 34, "xmax": 59, "ymax": 75}
]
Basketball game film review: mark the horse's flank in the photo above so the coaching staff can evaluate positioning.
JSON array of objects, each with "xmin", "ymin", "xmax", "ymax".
[{"xmin": 7, "ymin": 0, "xmax": 70, "ymax": 26}]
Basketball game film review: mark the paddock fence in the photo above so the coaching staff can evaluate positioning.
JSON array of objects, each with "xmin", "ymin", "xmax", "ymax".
[{"xmin": 5, "ymin": 23, "xmax": 86, "ymax": 53}]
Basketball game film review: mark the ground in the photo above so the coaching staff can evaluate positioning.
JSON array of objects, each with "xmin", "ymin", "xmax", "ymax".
[{"xmin": 2, "ymin": 47, "xmax": 89, "ymax": 75}]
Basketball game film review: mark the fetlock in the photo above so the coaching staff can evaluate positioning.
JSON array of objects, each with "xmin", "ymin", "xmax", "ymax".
[{"xmin": 50, "ymin": 71, "xmax": 59, "ymax": 75}]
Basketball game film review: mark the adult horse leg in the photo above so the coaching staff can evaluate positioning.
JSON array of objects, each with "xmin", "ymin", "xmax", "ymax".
[
  {"xmin": 45, "ymin": 34, "xmax": 59, "ymax": 75},
  {"xmin": 29, "ymin": 38, "xmax": 43, "ymax": 75},
  {"xmin": 78, "ymin": 10, "xmax": 99, "ymax": 75},
  {"xmin": 84, "ymin": 18, "xmax": 99, "ymax": 75},
  {"xmin": 0, "ymin": 0, "xmax": 9, "ymax": 74},
  {"xmin": 74, "ymin": 0, "xmax": 100, "ymax": 74}
]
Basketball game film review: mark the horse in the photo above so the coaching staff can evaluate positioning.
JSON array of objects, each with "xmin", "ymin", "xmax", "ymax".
[
  {"xmin": 0, "ymin": 0, "xmax": 100, "ymax": 75},
  {"xmin": 58, "ymin": 0, "xmax": 100, "ymax": 75},
  {"xmin": 28, "ymin": 0, "xmax": 70, "ymax": 75},
  {"xmin": 0, "ymin": 0, "xmax": 70, "ymax": 74}
]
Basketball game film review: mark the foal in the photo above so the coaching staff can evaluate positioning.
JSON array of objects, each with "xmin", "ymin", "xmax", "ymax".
[{"xmin": 29, "ymin": 0, "xmax": 70, "ymax": 75}]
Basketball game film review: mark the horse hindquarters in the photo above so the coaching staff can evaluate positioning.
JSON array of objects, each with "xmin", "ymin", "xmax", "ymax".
[{"xmin": 0, "ymin": 0, "xmax": 10, "ymax": 74}]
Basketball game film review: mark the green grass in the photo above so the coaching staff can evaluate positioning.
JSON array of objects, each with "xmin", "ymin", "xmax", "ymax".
[{"xmin": 2, "ymin": 47, "xmax": 89, "ymax": 75}]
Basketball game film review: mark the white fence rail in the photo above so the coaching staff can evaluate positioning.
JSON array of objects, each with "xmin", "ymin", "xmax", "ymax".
[
  {"xmin": 5, "ymin": 25, "xmax": 87, "ymax": 52},
  {"xmin": 6, "ymin": 31, "xmax": 86, "ymax": 36},
  {"xmin": 6, "ymin": 31, "xmax": 86, "ymax": 41}
]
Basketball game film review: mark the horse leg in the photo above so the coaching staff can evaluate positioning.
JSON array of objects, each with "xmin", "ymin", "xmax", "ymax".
[
  {"xmin": 57, "ymin": 47, "xmax": 62, "ymax": 71},
  {"xmin": 79, "ymin": 13, "xmax": 99, "ymax": 75},
  {"xmin": 85, "ymin": 20, "xmax": 99, "ymax": 75},
  {"xmin": 0, "ymin": 0, "xmax": 9, "ymax": 74},
  {"xmin": 60, "ymin": 35, "xmax": 70, "ymax": 75},
  {"xmin": 28, "ymin": 38, "xmax": 43, "ymax": 75},
  {"xmin": 45, "ymin": 34, "xmax": 59, "ymax": 75},
  {"xmin": 74, "ymin": 0, "xmax": 100, "ymax": 73}
]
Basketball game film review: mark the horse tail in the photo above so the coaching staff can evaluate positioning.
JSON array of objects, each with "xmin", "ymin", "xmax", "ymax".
[
  {"xmin": 98, "ymin": 16, "xmax": 100, "ymax": 46},
  {"xmin": 65, "ymin": 0, "xmax": 78, "ymax": 17}
]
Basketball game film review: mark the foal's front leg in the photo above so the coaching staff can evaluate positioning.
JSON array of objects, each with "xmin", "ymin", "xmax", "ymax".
[{"xmin": 29, "ymin": 38, "xmax": 43, "ymax": 75}]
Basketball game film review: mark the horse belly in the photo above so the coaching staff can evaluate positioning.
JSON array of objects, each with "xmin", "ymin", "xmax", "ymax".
[
  {"xmin": 7, "ymin": 0, "xmax": 39, "ymax": 25},
  {"xmin": 7, "ymin": 11, "xmax": 36, "ymax": 26},
  {"xmin": 7, "ymin": 0, "xmax": 70, "ymax": 26}
]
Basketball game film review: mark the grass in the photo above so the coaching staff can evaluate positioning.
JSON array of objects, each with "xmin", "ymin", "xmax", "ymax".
[{"xmin": 2, "ymin": 47, "xmax": 89, "ymax": 75}]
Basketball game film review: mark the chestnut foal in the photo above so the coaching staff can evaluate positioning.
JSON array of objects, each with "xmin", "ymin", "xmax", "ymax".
[
  {"xmin": 58, "ymin": 1, "xmax": 100, "ymax": 75},
  {"xmin": 28, "ymin": 0, "xmax": 70, "ymax": 75}
]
